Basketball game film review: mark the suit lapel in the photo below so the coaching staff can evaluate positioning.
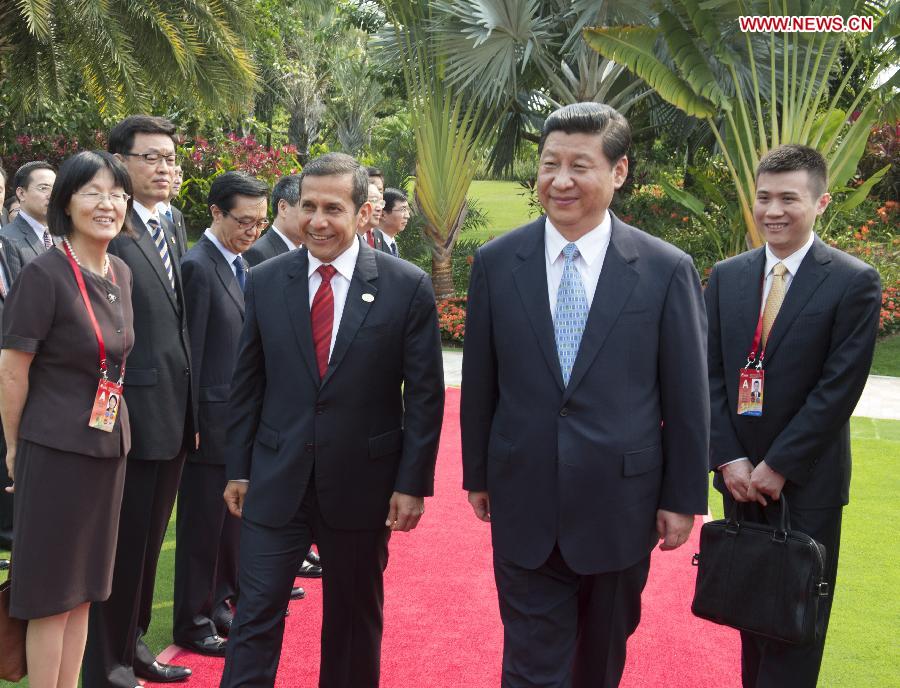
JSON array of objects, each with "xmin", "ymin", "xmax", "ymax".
[
  {"xmin": 131, "ymin": 209, "xmax": 179, "ymax": 312},
  {"xmin": 200, "ymin": 237, "xmax": 244, "ymax": 316},
  {"xmin": 284, "ymin": 249, "xmax": 320, "ymax": 383},
  {"xmin": 14, "ymin": 218, "xmax": 43, "ymax": 258},
  {"xmin": 321, "ymin": 243, "xmax": 378, "ymax": 387},
  {"xmin": 562, "ymin": 218, "xmax": 639, "ymax": 402},
  {"xmin": 738, "ymin": 248, "xmax": 767, "ymax": 358},
  {"xmin": 762, "ymin": 239, "xmax": 831, "ymax": 365},
  {"xmin": 512, "ymin": 220, "xmax": 565, "ymax": 391}
]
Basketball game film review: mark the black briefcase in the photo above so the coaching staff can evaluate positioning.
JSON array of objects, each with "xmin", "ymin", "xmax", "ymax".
[{"xmin": 691, "ymin": 495, "xmax": 829, "ymax": 644}]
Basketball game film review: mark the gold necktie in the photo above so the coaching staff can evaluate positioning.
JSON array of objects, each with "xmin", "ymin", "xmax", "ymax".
[{"xmin": 761, "ymin": 262, "xmax": 787, "ymax": 347}]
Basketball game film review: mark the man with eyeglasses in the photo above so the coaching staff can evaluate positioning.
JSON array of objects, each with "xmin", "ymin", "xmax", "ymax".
[
  {"xmin": 358, "ymin": 181, "xmax": 389, "ymax": 253},
  {"xmin": 379, "ymin": 188, "xmax": 410, "ymax": 258},
  {"xmin": 0, "ymin": 160, "xmax": 56, "ymax": 270},
  {"xmin": 174, "ymin": 171, "xmax": 270, "ymax": 660},
  {"xmin": 83, "ymin": 115, "xmax": 197, "ymax": 688}
]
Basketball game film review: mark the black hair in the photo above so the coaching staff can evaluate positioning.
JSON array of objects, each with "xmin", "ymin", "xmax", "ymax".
[
  {"xmin": 382, "ymin": 187, "xmax": 408, "ymax": 213},
  {"xmin": 366, "ymin": 166, "xmax": 384, "ymax": 182},
  {"xmin": 13, "ymin": 160, "xmax": 55, "ymax": 194},
  {"xmin": 47, "ymin": 151, "xmax": 134, "ymax": 237},
  {"xmin": 756, "ymin": 144, "xmax": 828, "ymax": 197},
  {"xmin": 538, "ymin": 102, "xmax": 631, "ymax": 163},
  {"xmin": 300, "ymin": 153, "xmax": 368, "ymax": 211},
  {"xmin": 271, "ymin": 174, "xmax": 301, "ymax": 219},
  {"xmin": 108, "ymin": 115, "xmax": 176, "ymax": 155},
  {"xmin": 207, "ymin": 171, "xmax": 269, "ymax": 214}
]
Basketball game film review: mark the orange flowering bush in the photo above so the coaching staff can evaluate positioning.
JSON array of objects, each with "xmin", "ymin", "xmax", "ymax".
[{"xmin": 437, "ymin": 297, "xmax": 467, "ymax": 343}]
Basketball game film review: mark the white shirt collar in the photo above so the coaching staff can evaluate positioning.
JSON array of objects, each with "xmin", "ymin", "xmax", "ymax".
[
  {"xmin": 271, "ymin": 225, "xmax": 301, "ymax": 251},
  {"xmin": 156, "ymin": 201, "xmax": 172, "ymax": 215},
  {"xmin": 204, "ymin": 228, "xmax": 240, "ymax": 266},
  {"xmin": 133, "ymin": 200, "xmax": 159, "ymax": 228},
  {"xmin": 545, "ymin": 211, "xmax": 612, "ymax": 266},
  {"xmin": 765, "ymin": 232, "xmax": 815, "ymax": 277},
  {"xmin": 17, "ymin": 209, "xmax": 47, "ymax": 239},
  {"xmin": 307, "ymin": 235, "xmax": 360, "ymax": 282}
]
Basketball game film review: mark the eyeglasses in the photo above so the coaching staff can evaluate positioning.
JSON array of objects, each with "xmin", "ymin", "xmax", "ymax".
[
  {"xmin": 32, "ymin": 184, "xmax": 53, "ymax": 194},
  {"xmin": 223, "ymin": 210, "xmax": 269, "ymax": 232},
  {"xmin": 76, "ymin": 191, "xmax": 131, "ymax": 205},
  {"xmin": 123, "ymin": 151, "xmax": 178, "ymax": 166}
]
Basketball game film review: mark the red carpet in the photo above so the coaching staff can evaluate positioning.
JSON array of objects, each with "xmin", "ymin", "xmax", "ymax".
[{"xmin": 148, "ymin": 388, "xmax": 740, "ymax": 687}]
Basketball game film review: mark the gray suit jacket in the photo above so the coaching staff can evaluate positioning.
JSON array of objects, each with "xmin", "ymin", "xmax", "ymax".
[
  {"xmin": 0, "ymin": 214, "xmax": 48, "ymax": 269},
  {"xmin": 243, "ymin": 228, "xmax": 291, "ymax": 267}
]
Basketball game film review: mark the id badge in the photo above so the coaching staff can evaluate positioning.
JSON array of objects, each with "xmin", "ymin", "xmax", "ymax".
[
  {"xmin": 737, "ymin": 368, "xmax": 764, "ymax": 416},
  {"xmin": 90, "ymin": 378, "xmax": 123, "ymax": 432}
]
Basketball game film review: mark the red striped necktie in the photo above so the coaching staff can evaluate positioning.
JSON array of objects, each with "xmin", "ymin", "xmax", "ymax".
[
  {"xmin": 365, "ymin": 230, "xmax": 375, "ymax": 247},
  {"xmin": 311, "ymin": 264, "xmax": 337, "ymax": 379}
]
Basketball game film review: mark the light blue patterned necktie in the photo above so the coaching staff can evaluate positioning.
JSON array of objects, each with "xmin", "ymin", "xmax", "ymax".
[{"xmin": 554, "ymin": 242, "xmax": 589, "ymax": 385}]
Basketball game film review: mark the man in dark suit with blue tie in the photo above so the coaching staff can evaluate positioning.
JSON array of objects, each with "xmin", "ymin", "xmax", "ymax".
[
  {"xmin": 219, "ymin": 153, "xmax": 445, "ymax": 687},
  {"xmin": 706, "ymin": 145, "xmax": 881, "ymax": 687},
  {"xmin": 174, "ymin": 171, "xmax": 270, "ymax": 656},
  {"xmin": 0, "ymin": 161, "xmax": 56, "ymax": 267},
  {"xmin": 379, "ymin": 188, "xmax": 409, "ymax": 258},
  {"xmin": 461, "ymin": 103, "xmax": 710, "ymax": 688}
]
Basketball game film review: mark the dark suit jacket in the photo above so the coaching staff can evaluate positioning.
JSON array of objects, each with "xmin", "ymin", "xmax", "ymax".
[
  {"xmin": 107, "ymin": 208, "xmax": 195, "ymax": 461},
  {"xmin": 243, "ymin": 228, "xmax": 291, "ymax": 267},
  {"xmin": 225, "ymin": 241, "xmax": 445, "ymax": 530},
  {"xmin": 374, "ymin": 229, "xmax": 392, "ymax": 255},
  {"xmin": 170, "ymin": 206, "xmax": 189, "ymax": 259},
  {"xmin": 0, "ymin": 214, "xmax": 48, "ymax": 268},
  {"xmin": 461, "ymin": 215, "xmax": 710, "ymax": 575},
  {"xmin": 706, "ymin": 238, "xmax": 881, "ymax": 508},
  {"xmin": 181, "ymin": 236, "xmax": 245, "ymax": 465}
]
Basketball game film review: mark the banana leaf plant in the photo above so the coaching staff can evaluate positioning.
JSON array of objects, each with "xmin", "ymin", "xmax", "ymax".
[{"xmin": 584, "ymin": 0, "xmax": 899, "ymax": 250}]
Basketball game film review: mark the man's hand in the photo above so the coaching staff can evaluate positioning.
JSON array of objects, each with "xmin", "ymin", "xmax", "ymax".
[
  {"xmin": 721, "ymin": 459, "xmax": 753, "ymax": 502},
  {"xmin": 224, "ymin": 481, "xmax": 248, "ymax": 518},
  {"xmin": 195, "ymin": 433, "xmax": 200, "ymax": 450},
  {"xmin": 468, "ymin": 491, "xmax": 491, "ymax": 522},
  {"xmin": 385, "ymin": 492, "xmax": 425, "ymax": 532},
  {"xmin": 4, "ymin": 447, "xmax": 14, "ymax": 493},
  {"xmin": 747, "ymin": 461, "xmax": 786, "ymax": 506},
  {"xmin": 656, "ymin": 509, "xmax": 694, "ymax": 551}
]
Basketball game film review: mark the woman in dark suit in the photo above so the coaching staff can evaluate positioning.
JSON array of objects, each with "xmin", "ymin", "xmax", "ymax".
[{"xmin": 0, "ymin": 151, "xmax": 135, "ymax": 688}]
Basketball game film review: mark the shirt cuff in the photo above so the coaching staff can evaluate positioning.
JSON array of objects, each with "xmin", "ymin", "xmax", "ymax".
[
  {"xmin": 230, "ymin": 479, "xmax": 249, "ymax": 483},
  {"xmin": 717, "ymin": 457, "xmax": 751, "ymax": 471}
]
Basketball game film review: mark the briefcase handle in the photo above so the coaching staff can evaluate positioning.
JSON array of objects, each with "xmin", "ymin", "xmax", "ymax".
[{"xmin": 727, "ymin": 494, "xmax": 791, "ymax": 540}]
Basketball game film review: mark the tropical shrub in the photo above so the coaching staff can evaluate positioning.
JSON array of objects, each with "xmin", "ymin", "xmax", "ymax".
[{"xmin": 437, "ymin": 297, "xmax": 467, "ymax": 344}]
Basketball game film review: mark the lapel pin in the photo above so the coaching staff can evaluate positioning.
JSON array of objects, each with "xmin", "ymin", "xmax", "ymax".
[
  {"xmin": 107, "ymin": 293, "xmax": 118, "ymax": 303},
  {"xmin": 362, "ymin": 293, "xmax": 375, "ymax": 303}
]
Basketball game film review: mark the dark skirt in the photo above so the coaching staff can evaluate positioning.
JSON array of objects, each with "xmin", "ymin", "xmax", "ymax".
[{"xmin": 10, "ymin": 439, "xmax": 126, "ymax": 619}]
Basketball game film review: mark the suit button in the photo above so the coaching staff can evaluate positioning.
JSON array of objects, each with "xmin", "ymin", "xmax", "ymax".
[
  {"xmin": 305, "ymin": 443, "xmax": 314, "ymax": 453},
  {"xmin": 559, "ymin": 407, "xmax": 569, "ymax": 417},
  {"xmin": 116, "ymin": 328, "xmax": 122, "ymax": 334},
  {"xmin": 315, "ymin": 403, "xmax": 325, "ymax": 415},
  {"xmin": 184, "ymin": 367, "xmax": 190, "ymax": 376}
]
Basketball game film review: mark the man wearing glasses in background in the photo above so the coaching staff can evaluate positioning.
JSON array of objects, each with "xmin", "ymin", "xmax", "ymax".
[
  {"xmin": 83, "ymin": 115, "xmax": 197, "ymax": 687},
  {"xmin": 0, "ymin": 160, "xmax": 56, "ymax": 268}
]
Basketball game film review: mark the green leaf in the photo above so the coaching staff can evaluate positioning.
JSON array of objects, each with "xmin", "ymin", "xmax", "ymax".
[
  {"xmin": 659, "ymin": 178, "xmax": 707, "ymax": 216},
  {"xmin": 832, "ymin": 164, "xmax": 891, "ymax": 214},
  {"xmin": 583, "ymin": 25, "xmax": 718, "ymax": 118},
  {"xmin": 657, "ymin": 11, "xmax": 731, "ymax": 110}
]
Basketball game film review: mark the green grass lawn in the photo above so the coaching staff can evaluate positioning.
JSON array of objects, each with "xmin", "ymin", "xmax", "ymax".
[
  {"xmin": 2, "ymin": 417, "xmax": 898, "ymax": 687},
  {"xmin": 871, "ymin": 334, "xmax": 900, "ymax": 377},
  {"xmin": 466, "ymin": 179, "xmax": 537, "ymax": 242}
]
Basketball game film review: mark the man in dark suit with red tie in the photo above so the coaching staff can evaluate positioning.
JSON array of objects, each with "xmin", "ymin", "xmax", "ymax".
[
  {"xmin": 461, "ymin": 103, "xmax": 709, "ymax": 688},
  {"xmin": 219, "ymin": 153, "xmax": 445, "ymax": 687},
  {"xmin": 706, "ymin": 144, "xmax": 881, "ymax": 687}
]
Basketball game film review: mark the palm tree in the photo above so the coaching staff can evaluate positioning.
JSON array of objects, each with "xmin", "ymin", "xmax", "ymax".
[
  {"xmin": 0, "ymin": 0, "xmax": 258, "ymax": 116},
  {"xmin": 584, "ymin": 0, "xmax": 899, "ymax": 249}
]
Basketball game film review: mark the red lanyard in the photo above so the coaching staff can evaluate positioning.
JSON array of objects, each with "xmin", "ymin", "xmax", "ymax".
[
  {"xmin": 745, "ymin": 278, "xmax": 767, "ymax": 369},
  {"xmin": 62, "ymin": 244, "xmax": 126, "ymax": 381}
]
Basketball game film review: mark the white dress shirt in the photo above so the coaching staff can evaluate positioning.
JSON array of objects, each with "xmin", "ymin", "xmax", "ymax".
[
  {"xmin": 545, "ymin": 212, "xmax": 612, "ymax": 319},
  {"xmin": 132, "ymin": 200, "xmax": 159, "ymax": 229},
  {"xmin": 382, "ymin": 234, "xmax": 398, "ymax": 256},
  {"xmin": 16, "ymin": 209, "xmax": 48, "ymax": 244},
  {"xmin": 204, "ymin": 229, "xmax": 241, "ymax": 277},
  {"xmin": 307, "ymin": 236, "xmax": 360, "ymax": 360},
  {"xmin": 271, "ymin": 225, "xmax": 301, "ymax": 251}
]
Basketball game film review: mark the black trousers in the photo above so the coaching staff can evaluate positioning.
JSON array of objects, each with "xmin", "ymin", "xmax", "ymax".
[
  {"xmin": 493, "ymin": 545, "xmax": 651, "ymax": 688},
  {"xmin": 173, "ymin": 461, "xmax": 240, "ymax": 642},
  {"xmin": 220, "ymin": 480, "xmax": 390, "ymax": 688},
  {"xmin": 722, "ymin": 497, "xmax": 843, "ymax": 688},
  {"xmin": 83, "ymin": 451, "xmax": 186, "ymax": 687}
]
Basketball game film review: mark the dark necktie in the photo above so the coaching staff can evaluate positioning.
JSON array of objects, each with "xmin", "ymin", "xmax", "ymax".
[
  {"xmin": 233, "ymin": 255, "xmax": 247, "ymax": 291},
  {"xmin": 311, "ymin": 265, "xmax": 337, "ymax": 379},
  {"xmin": 42, "ymin": 229, "xmax": 52, "ymax": 250},
  {"xmin": 165, "ymin": 207, "xmax": 174, "ymax": 223},
  {"xmin": 365, "ymin": 230, "xmax": 375, "ymax": 248},
  {"xmin": 390, "ymin": 241, "xmax": 398, "ymax": 257},
  {"xmin": 147, "ymin": 217, "xmax": 175, "ymax": 290}
]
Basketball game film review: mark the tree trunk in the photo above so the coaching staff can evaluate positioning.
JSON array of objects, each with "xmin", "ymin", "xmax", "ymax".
[{"xmin": 431, "ymin": 247, "xmax": 454, "ymax": 301}]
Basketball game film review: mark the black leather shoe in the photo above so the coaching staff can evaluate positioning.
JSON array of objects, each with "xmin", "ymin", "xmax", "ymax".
[
  {"xmin": 134, "ymin": 660, "xmax": 192, "ymax": 683},
  {"xmin": 291, "ymin": 586, "xmax": 306, "ymax": 600},
  {"xmin": 305, "ymin": 549, "xmax": 321, "ymax": 566},
  {"xmin": 177, "ymin": 634, "xmax": 228, "ymax": 657},
  {"xmin": 297, "ymin": 558, "xmax": 323, "ymax": 578},
  {"xmin": 213, "ymin": 614, "xmax": 233, "ymax": 638}
]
